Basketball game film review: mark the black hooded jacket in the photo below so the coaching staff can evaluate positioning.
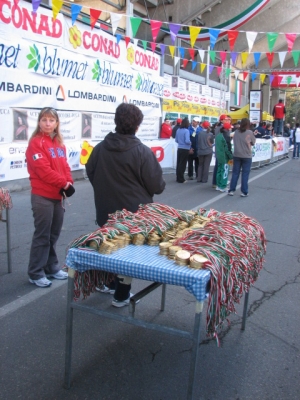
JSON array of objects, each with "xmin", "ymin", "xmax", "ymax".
[{"xmin": 86, "ymin": 132, "xmax": 166, "ymax": 226}]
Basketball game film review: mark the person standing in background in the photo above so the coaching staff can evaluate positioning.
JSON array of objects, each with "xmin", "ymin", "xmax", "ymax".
[
  {"xmin": 26, "ymin": 107, "xmax": 74, "ymax": 288},
  {"xmin": 272, "ymin": 99, "xmax": 286, "ymax": 136},
  {"xmin": 197, "ymin": 121, "xmax": 214, "ymax": 183},
  {"xmin": 175, "ymin": 117, "xmax": 191, "ymax": 183},
  {"xmin": 212, "ymin": 114, "xmax": 231, "ymax": 188},
  {"xmin": 160, "ymin": 118, "xmax": 172, "ymax": 138},
  {"xmin": 86, "ymin": 103, "xmax": 166, "ymax": 307},
  {"xmin": 172, "ymin": 118, "xmax": 182, "ymax": 138},
  {"xmin": 215, "ymin": 122, "xmax": 233, "ymax": 192},
  {"xmin": 187, "ymin": 117, "xmax": 201, "ymax": 180},
  {"xmin": 228, "ymin": 118, "xmax": 256, "ymax": 197},
  {"xmin": 292, "ymin": 123, "xmax": 300, "ymax": 159}
]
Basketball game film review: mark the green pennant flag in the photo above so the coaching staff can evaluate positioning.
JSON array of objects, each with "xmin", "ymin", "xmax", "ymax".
[
  {"xmin": 209, "ymin": 50, "xmax": 216, "ymax": 63},
  {"xmin": 141, "ymin": 40, "xmax": 147, "ymax": 51},
  {"xmin": 286, "ymin": 76, "xmax": 292, "ymax": 86},
  {"xmin": 130, "ymin": 17, "xmax": 142, "ymax": 37},
  {"xmin": 225, "ymin": 68, "xmax": 231, "ymax": 78},
  {"xmin": 266, "ymin": 32, "xmax": 278, "ymax": 52},
  {"xmin": 292, "ymin": 50, "xmax": 300, "ymax": 66}
]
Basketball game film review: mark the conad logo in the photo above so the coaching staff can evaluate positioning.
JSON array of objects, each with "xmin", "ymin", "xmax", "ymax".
[{"xmin": 150, "ymin": 146, "xmax": 164, "ymax": 162}]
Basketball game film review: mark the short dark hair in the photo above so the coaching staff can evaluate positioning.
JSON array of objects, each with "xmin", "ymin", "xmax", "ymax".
[
  {"xmin": 180, "ymin": 117, "xmax": 190, "ymax": 129},
  {"xmin": 279, "ymin": 99, "xmax": 283, "ymax": 103},
  {"xmin": 114, "ymin": 103, "xmax": 144, "ymax": 135},
  {"xmin": 240, "ymin": 118, "xmax": 250, "ymax": 132}
]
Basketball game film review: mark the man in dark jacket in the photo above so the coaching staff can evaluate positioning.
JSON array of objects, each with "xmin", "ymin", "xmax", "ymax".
[{"xmin": 86, "ymin": 103, "xmax": 166, "ymax": 307}]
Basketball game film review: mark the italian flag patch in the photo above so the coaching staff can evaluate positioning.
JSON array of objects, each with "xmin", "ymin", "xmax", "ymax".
[{"xmin": 33, "ymin": 153, "xmax": 43, "ymax": 160}]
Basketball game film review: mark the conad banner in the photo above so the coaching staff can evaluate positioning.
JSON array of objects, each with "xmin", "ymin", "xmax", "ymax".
[{"xmin": 0, "ymin": 1, "xmax": 163, "ymax": 143}]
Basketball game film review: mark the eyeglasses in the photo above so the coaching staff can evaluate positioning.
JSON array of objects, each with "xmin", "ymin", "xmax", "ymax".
[{"xmin": 40, "ymin": 107, "xmax": 58, "ymax": 114}]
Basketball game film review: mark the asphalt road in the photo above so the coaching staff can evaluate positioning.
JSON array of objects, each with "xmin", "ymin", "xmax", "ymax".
[{"xmin": 0, "ymin": 156, "xmax": 299, "ymax": 400}]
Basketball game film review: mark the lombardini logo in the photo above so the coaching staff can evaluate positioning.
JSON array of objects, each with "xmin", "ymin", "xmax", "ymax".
[{"xmin": 56, "ymin": 85, "xmax": 66, "ymax": 101}]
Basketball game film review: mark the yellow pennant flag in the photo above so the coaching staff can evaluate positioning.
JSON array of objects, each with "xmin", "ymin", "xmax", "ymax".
[
  {"xmin": 200, "ymin": 63, "xmax": 206, "ymax": 73},
  {"xmin": 241, "ymin": 52, "xmax": 249, "ymax": 66},
  {"xmin": 169, "ymin": 45, "xmax": 175, "ymax": 58},
  {"xmin": 260, "ymin": 73, "xmax": 266, "ymax": 84},
  {"xmin": 52, "ymin": 0, "xmax": 63, "ymax": 20},
  {"xmin": 189, "ymin": 26, "xmax": 201, "ymax": 48}
]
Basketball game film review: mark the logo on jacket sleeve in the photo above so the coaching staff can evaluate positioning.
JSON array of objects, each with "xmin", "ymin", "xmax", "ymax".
[{"xmin": 33, "ymin": 153, "xmax": 43, "ymax": 160}]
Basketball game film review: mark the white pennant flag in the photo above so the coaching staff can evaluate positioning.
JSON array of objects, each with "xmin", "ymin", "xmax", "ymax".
[
  {"xmin": 174, "ymin": 56, "xmax": 180, "ymax": 67},
  {"xmin": 246, "ymin": 31, "xmax": 257, "ymax": 53},
  {"xmin": 278, "ymin": 51, "xmax": 287, "ymax": 67},
  {"xmin": 110, "ymin": 12, "xmax": 123, "ymax": 35},
  {"xmin": 296, "ymin": 76, "xmax": 300, "ymax": 87},
  {"xmin": 133, "ymin": 38, "xmax": 139, "ymax": 48},
  {"xmin": 234, "ymin": 70, "xmax": 240, "ymax": 79},
  {"xmin": 198, "ymin": 49, "xmax": 205, "ymax": 62}
]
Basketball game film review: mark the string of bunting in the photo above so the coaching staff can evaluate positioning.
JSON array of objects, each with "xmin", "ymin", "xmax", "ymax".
[{"xmin": 65, "ymin": 203, "xmax": 266, "ymax": 343}]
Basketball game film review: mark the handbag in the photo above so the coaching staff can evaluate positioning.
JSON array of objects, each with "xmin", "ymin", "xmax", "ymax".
[{"xmin": 59, "ymin": 184, "xmax": 75, "ymax": 198}]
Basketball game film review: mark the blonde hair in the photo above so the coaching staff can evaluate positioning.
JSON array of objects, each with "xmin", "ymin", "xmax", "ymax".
[{"xmin": 29, "ymin": 107, "xmax": 63, "ymax": 144}]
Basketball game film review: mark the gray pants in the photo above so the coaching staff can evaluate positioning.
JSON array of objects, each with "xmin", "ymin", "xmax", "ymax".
[
  {"xmin": 197, "ymin": 153, "xmax": 213, "ymax": 183},
  {"xmin": 28, "ymin": 194, "xmax": 64, "ymax": 280}
]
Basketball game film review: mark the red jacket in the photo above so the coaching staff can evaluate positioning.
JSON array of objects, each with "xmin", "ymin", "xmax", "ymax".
[
  {"xmin": 160, "ymin": 122, "xmax": 172, "ymax": 138},
  {"xmin": 273, "ymin": 102, "xmax": 286, "ymax": 119},
  {"xmin": 26, "ymin": 133, "xmax": 73, "ymax": 200}
]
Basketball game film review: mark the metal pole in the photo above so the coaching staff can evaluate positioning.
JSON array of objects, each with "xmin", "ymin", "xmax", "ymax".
[
  {"xmin": 6, "ymin": 207, "xmax": 12, "ymax": 273},
  {"xmin": 64, "ymin": 269, "xmax": 75, "ymax": 389},
  {"xmin": 241, "ymin": 291, "xmax": 249, "ymax": 331}
]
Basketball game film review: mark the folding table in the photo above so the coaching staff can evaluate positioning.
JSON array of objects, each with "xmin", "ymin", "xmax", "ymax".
[{"xmin": 64, "ymin": 245, "xmax": 249, "ymax": 400}]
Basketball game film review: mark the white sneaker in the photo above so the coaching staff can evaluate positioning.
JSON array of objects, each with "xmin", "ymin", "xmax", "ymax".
[
  {"xmin": 29, "ymin": 277, "xmax": 52, "ymax": 288},
  {"xmin": 96, "ymin": 285, "xmax": 115, "ymax": 294},
  {"xmin": 46, "ymin": 270, "xmax": 68, "ymax": 280},
  {"xmin": 216, "ymin": 187, "xmax": 226, "ymax": 192},
  {"xmin": 112, "ymin": 293, "xmax": 140, "ymax": 308}
]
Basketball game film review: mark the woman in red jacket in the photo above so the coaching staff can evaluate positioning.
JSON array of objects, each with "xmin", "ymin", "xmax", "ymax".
[{"xmin": 26, "ymin": 107, "xmax": 74, "ymax": 287}]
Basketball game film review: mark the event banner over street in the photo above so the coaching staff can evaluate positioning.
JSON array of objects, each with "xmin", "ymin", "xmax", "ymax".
[{"xmin": 0, "ymin": 0, "xmax": 163, "ymax": 144}]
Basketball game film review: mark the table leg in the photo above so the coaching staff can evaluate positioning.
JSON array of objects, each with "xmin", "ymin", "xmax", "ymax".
[
  {"xmin": 64, "ymin": 269, "xmax": 75, "ymax": 389},
  {"xmin": 187, "ymin": 301, "xmax": 203, "ymax": 400},
  {"xmin": 161, "ymin": 284, "xmax": 166, "ymax": 311},
  {"xmin": 241, "ymin": 291, "xmax": 249, "ymax": 331}
]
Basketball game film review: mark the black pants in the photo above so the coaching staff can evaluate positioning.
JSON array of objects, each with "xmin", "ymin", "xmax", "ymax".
[
  {"xmin": 188, "ymin": 154, "xmax": 199, "ymax": 178},
  {"xmin": 176, "ymin": 148, "xmax": 189, "ymax": 182}
]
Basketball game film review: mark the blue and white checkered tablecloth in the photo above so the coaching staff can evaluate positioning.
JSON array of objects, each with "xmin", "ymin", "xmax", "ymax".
[{"xmin": 66, "ymin": 246, "xmax": 211, "ymax": 302}]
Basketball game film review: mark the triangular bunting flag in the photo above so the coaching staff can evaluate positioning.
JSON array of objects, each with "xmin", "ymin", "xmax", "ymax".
[
  {"xmin": 227, "ymin": 30, "xmax": 239, "ymax": 51},
  {"xmin": 141, "ymin": 40, "xmax": 147, "ymax": 51},
  {"xmin": 230, "ymin": 52, "xmax": 238, "ymax": 65},
  {"xmin": 286, "ymin": 76, "xmax": 292, "ymax": 86},
  {"xmin": 277, "ymin": 76, "xmax": 283, "ymax": 85},
  {"xmin": 251, "ymin": 72, "xmax": 258, "ymax": 82},
  {"xmin": 132, "ymin": 38, "xmax": 139, "ymax": 48},
  {"xmin": 125, "ymin": 36, "xmax": 131, "ymax": 48},
  {"xmin": 266, "ymin": 32, "xmax": 278, "ymax": 52},
  {"xmin": 266, "ymin": 52, "xmax": 274, "ymax": 67},
  {"xmin": 241, "ymin": 52, "xmax": 249, "ymax": 66},
  {"xmin": 253, "ymin": 52, "xmax": 261, "ymax": 68},
  {"xmin": 209, "ymin": 29, "xmax": 220, "ymax": 50},
  {"xmin": 246, "ymin": 31, "xmax": 257, "ymax": 52},
  {"xmin": 52, "ymin": 0, "xmax": 63, "ymax": 20},
  {"xmin": 285, "ymin": 33, "xmax": 297, "ymax": 53},
  {"xmin": 209, "ymin": 65, "xmax": 215, "ymax": 75},
  {"xmin": 169, "ymin": 46, "xmax": 175, "ymax": 58},
  {"xmin": 150, "ymin": 20, "xmax": 162, "ymax": 42},
  {"xmin": 90, "ymin": 9, "xmax": 101, "ymax": 30},
  {"xmin": 220, "ymin": 51, "xmax": 227, "ymax": 64},
  {"xmin": 130, "ymin": 17, "xmax": 142, "ymax": 37},
  {"xmin": 292, "ymin": 50, "xmax": 300, "ymax": 66},
  {"xmin": 198, "ymin": 49, "xmax": 205, "ymax": 62},
  {"xmin": 200, "ymin": 63, "xmax": 206, "ymax": 73},
  {"xmin": 169, "ymin": 23, "xmax": 181, "ymax": 44},
  {"xmin": 71, "ymin": 4, "xmax": 82, "ymax": 25},
  {"xmin": 188, "ymin": 48, "xmax": 196, "ymax": 61},
  {"xmin": 269, "ymin": 75, "xmax": 275, "ymax": 85},
  {"xmin": 209, "ymin": 50, "xmax": 216, "ymax": 63},
  {"xmin": 234, "ymin": 70, "xmax": 240, "ymax": 79},
  {"xmin": 150, "ymin": 42, "xmax": 157, "ymax": 52},
  {"xmin": 32, "ymin": 0, "xmax": 42, "ymax": 14},
  {"xmin": 260, "ymin": 74, "xmax": 266, "ymax": 84},
  {"xmin": 160, "ymin": 43, "xmax": 166, "ymax": 57},
  {"xmin": 216, "ymin": 66, "xmax": 222, "ymax": 77},
  {"xmin": 189, "ymin": 26, "xmax": 201, "ymax": 48},
  {"xmin": 179, "ymin": 47, "xmax": 185, "ymax": 58},
  {"xmin": 243, "ymin": 72, "xmax": 249, "ymax": 80},
  {"xmin": 115, "ymin": 34, "xmax": 122, "ymax": 45},
  {"xmin": 174, "ymin": 56, "xmax": 180, "ymax": 67},
  {"xmin": 182, "ymin": 59, "xmax": 189, "ymax": 68},
  {"xmin": 225, "ymin": 68, "xmax": 231, "ymax": 78},
  {"xmin": 278, "ymin": 52, "xmax": 287, "ymax": 68},
  {"xmin": 192, "ymin": 60, "xmax": 197, "ymax": 71},
  {"xmin": 110, "ymin": 12, "xmax": 122, "ymax": 35}
]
